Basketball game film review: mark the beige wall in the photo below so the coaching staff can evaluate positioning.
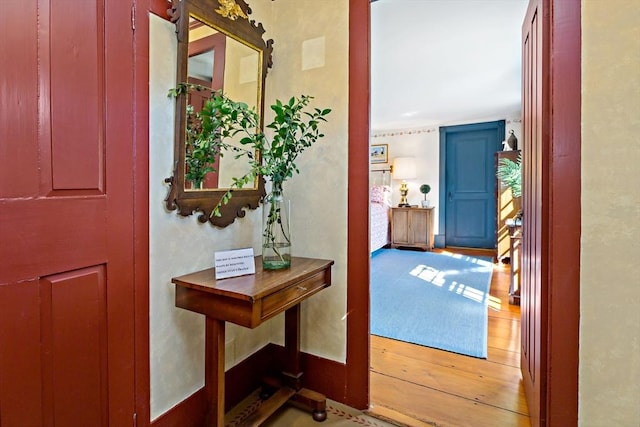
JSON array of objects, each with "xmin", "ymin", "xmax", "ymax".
[
  {"xmin": 261, "ymin": 0, "xmax": 350, "ymax": 361},
  {"xmin": 149, "ymin": 15, "xmax": 268, "ymax": 419},
  {"xmin": 580, "ymin": 1, "xmax": 640, "ymax": 425},
  {"xmin": 149, "ymin": 0, "xmax": 349, "ymax": 419}
]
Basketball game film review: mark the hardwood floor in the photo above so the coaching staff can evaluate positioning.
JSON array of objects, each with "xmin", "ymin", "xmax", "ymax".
[{"xmin": 368, "ymin": 248, "xmax": 530, "ymax": 427}]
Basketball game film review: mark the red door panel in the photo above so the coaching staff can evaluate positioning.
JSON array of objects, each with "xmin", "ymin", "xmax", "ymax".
[
  {"xmin": 46, "ymin": 267, "xmax": 108, "ymax": 426},
  {"xmin": 49, "ymin": 0, "xmax": 104, "ymax": 190},
  {"xmin": 0, "ymin": 2, "xmax": 38, "ymax": 198},
  {"xmin": 521, "ymin": 1, "xmax": 546, "ymax": 425},
  {"xmin": 0, "ymin": 281, "xmax": 43, "ymax": 427},
  {"xmin": 0, "ymin": 1, "xmax": 135, "ymax": 426}
]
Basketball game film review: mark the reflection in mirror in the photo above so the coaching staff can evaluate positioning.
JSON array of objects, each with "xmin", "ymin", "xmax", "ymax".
[
  {"xmin": 185, "ymin": 18, "xmax": 259, "ymax": 191},
  {"xmin": 165, "ymin": 0, "xmax": 273, "ymax": 227}
]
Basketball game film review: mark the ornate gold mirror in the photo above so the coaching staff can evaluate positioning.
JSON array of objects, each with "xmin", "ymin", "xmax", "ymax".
[{"xmin": 165, "ymin": 0, "xmax": 273, "ymax": 227}]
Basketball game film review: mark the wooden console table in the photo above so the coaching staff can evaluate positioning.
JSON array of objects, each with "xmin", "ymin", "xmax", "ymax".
[{"xmin": 172, "ymin": 256, "xmax": 334, "ymax": 426}]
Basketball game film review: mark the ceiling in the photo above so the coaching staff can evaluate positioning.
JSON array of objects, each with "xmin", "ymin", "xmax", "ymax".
[{"xmin": 371, "ymin": 0, "xmax": 529, "ymax": 131}]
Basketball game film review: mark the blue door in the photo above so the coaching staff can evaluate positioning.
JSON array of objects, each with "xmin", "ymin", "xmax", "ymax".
[{"xmin": 440, "ymin": 121, "xmax": 504, "ymax": 248}]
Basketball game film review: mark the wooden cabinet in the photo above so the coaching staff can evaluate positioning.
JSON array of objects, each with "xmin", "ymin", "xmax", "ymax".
[{"xmin": 391, "ymin": 207, "xmax": 434, "ymax": 250}]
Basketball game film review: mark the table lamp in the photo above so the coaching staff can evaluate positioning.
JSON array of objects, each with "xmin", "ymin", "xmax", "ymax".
[{"xmin": 392, "ymin": 157, "xmax": 416, "ymax": 207}]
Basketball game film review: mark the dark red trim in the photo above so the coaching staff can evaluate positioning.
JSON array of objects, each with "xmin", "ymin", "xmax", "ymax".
[
  {"xmin": 224, "ymin": 344, "xmax": 280, "ymax": 412},
  {"xmin": 345, "ymin": 0, "xmax": 371, "ymax": 410},
  {"xmin": 520, "ymin": 0, "xmax": 581, "ymax": 425},
  {"xmin": 151, "ymin": 344, "xmax": 346, "ymax": 426},
  {"xmin": 149, "ymin": 0, "xmax": 171, "ymax": 19},
  {"xmin": 301, "ymin": 352, "xmax": 347, "ymax": 403},
  {"xmin": 151, "ymin": 389, "xmax": 207, "ymax": 427},
  {"xmin": 546, "ymin": 0, "xmax": 581, "ymax": 425},
  {"xmin": 188, "ymin": 32, "xmax": 226, "ymax": 93},
  {"xmin": 134, "ymin": 1, "xmax": 152, "ymax": 426}
]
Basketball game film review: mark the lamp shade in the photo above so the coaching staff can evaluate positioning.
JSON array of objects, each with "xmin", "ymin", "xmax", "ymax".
[{"xmin": 392, "ymin": 157, "xmax": 417, "ymax": 180}]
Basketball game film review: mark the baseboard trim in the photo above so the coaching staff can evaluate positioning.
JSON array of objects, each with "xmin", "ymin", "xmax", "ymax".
[
  {"xmin": 151, "ymin": 388, "xmax": 207, "ymax": 427},
  {"xmin": 151, "ymin": 343, "xmax": 347, "ymax": 426},
  {"xmin": 300, "ymin": 350, "xmax": 347, "ymax": 403}
]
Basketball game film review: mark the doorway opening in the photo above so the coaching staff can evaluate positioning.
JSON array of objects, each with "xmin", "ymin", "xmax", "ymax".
[{"xmin": 367, "ymin": 1, "xmax": 529, "ymax": 425}]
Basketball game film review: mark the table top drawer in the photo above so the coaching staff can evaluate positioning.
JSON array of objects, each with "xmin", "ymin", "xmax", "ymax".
[
  {"xmin": 261, "ymin": 270, "xmax": 329, "ymax": 321},
  {"xmin": 173, "ymin": 257, "xmax": 333, "ymax": 328}
]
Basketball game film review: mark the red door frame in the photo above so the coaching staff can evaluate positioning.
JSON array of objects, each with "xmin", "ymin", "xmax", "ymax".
[
  {"xmin": 345, "ymin": 2, "xmax": 581, "ymax": 426},
  {"xmin": 345, "ymin": 0, "xmax": 372, "ymax": 410},
  {"xmin": 133, "ymin": 1, "xmax": 188, "ymax": 425},
  {"xmin": 131, "ymin": 0, "xmax": 169, "ymax": 425},
  {"xmin": 520, "ymin": 0, "xmax": 581, "ymax": 425}
]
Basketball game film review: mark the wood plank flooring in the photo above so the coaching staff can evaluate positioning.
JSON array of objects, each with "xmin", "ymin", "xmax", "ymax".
[{"xmin": 368, "ymin": 248, "xmax": 530, "ymax": 427}]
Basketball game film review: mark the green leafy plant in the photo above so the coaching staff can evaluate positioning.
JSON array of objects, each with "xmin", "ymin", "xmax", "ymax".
[
  {"xmin": 419, "ymin": 184, "xmax": 431, "ymax": 200},
  {"xmin": 168, "ymin": 84, "xmax": 256, "ymax": 188},
  {"xmin": 497, "ymin": 154, "xmax": 522, "ymax": 198},
  {"xmin": 195, "ymin": 92, "xmax": 331, "ymax": 214},
  {"xmin": 183, "ymin": 105, "xmax": 215, "ymax": 188},
  {"xmin": 169, "ymin": 83, "xmax": 331, "ymax": 265},
  {"xmin": 171, "ymin": 83, "xmax": 331, "ymax": 200}
]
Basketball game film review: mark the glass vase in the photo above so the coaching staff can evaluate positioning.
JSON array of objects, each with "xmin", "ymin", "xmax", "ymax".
[{"xmin": 262, "ymin": 185, "xmax": 291, "ymax": 270}]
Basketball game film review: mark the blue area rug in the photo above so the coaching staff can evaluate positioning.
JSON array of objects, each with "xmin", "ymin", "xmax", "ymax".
[{"xmin": 371, "ymin": 249, "xmax": 493, "ymax": 358}]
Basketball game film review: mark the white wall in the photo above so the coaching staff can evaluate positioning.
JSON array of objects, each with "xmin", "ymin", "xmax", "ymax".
[
  {"xmin": 149, "ymin": 0, "xmax": 349, "ymax": 419},
  {"xmin": 580, "ymin": 1, "xmax": 640, "ymax": 425},
  {"xmin": 371, "ymin": 119, "xmax": 522, "ymax": 235}
]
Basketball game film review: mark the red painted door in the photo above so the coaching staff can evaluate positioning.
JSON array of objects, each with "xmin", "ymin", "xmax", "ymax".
[
  {"xmin": 521, "ymin": 0, "xmax": 547, "ymax": 424},
  {"xmin": 187, "ymin": 32, "xmax": 226, "ymax": 189},
  {"xmin": 0, "ymin": 1, "xmax": 136, "ymax": 426},
  {"xmin": 520, "ymin": 0, "xmax": 581, "ymax": 425}
]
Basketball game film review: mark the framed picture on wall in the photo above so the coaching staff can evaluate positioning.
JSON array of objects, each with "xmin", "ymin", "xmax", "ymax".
[{"xmin": 370, "ymin": 144, "xmax": 388, "ymax": 164}]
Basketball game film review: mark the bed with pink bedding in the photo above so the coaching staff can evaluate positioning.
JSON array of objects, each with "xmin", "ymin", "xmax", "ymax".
[{"xmin": 370, "ymin": 184, "xmax": 391, "ymax": 253}]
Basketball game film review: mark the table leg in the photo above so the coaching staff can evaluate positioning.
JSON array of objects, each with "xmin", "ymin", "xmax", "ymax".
[
  {"xmin": 284, "ymin": 305, "xmax": 327, "ymax": 422},
  {"xmin": 205, "ymin": 318, "xmax": 225, "ymax": 427},
  {"xmin": 283, "ymin": 305, "xmax": 302, "ymax": 390}
]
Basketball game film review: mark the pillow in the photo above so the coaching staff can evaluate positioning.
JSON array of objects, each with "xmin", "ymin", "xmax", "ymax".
[{"xmin": 370, "ymin": 185, "xmax": 391, "ymax": 204}]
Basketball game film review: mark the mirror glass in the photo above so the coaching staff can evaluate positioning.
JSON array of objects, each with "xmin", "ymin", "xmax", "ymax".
[
  {"xmin": 165, "ymin": 0, "xmax": 272, "ymax": 227},
  {"xmin": 185, "ymin": 17, "xmax": 258, "ymax": 191}
]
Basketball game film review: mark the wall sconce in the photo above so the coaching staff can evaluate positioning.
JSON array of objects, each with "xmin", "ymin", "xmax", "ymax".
[{"xmin": 392, "ymin": 157, "xmax": 416, "ymax": 207}]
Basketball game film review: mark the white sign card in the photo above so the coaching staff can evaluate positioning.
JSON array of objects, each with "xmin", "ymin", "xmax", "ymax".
[{"xmin": 214, "ymin": 248, "xmax": 256, "ymax": 280}]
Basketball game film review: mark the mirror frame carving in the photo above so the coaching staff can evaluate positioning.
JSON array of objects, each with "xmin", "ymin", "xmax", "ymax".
[{"xmin": 165, "ymin": 0, "xmax": 273, "ymax": 227}]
